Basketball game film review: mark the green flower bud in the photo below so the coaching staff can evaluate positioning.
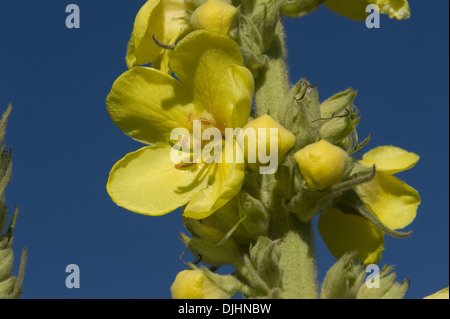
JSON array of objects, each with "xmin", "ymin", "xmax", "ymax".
[
  {"xmin": 320, "ymin": 88, "xmax": 357, "ymax": 118},
  {"xmin": 281, "ymin": 0, "xmax": 326, "ymax": 18},
  {"xmin": 208, "ymin": 191, "xmax": 270, "ymax": 245},
  {"xmin": 181, "ymin": 217, "xmax": 241, "ymax": 266}
]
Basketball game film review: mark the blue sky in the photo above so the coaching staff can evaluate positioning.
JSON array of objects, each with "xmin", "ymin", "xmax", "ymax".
[{"xmin": 0, "ymin": 1, "xmax": 448, "ymax": 299}]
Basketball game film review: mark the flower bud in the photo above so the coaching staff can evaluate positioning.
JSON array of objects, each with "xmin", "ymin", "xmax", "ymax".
[
  {"xmin": 294, "ymin": 140, "xmax": 349, "ymax": 189},
  {"xmin": 190, "ymin": 0, "xmax": 237, "ymax": 34},
  {"xmin": 171, "ymin": 269, "xmax": 230, "ymax": 299},
  {"xmin": 241, "ymin": 115, "xmax": 295, "ymax": 174},
  {"xmin": 281, "ymin": 0, "xmax": 325, "ymax": 18}
]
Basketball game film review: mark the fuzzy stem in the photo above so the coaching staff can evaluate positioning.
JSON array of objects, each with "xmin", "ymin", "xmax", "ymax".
[
  {"xmin": 255, "ymin": 18, "xmax": 318, "ymax": 299},
  {"xmin": 254, "ymin": 21, "xmax": 289, "ymax": 121},
  {"xmin": 278, "ymin": 216, "xmax": 318, "ymax": 298}
]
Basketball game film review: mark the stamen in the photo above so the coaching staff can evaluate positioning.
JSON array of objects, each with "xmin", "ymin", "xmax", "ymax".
[
  {"xmin": 175, "ymin": 162, "xmax": 197, "ymax": 169},
  {"xmin": 152, "ymin": 34, "xmax": 175, "ymax": 50}
]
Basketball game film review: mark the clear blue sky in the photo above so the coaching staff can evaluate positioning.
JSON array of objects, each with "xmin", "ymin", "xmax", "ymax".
[{"xmin": 0, "ymin": 1, "xmax": 448, "ymax": 299}]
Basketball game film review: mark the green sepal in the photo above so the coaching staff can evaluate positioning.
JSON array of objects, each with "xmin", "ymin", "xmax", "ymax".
[
  {"xmin": 234, "ymin": 236, "xmax": 283, "ymax": 297},
  {"xmin": 320, "ymin": 251, "xmax": 365, "ymax": 299},
  {"xmin": 202, "ymin": 191, "xmax": 270, "ymax": 246},
  {"xmin": 289, "ymin": 162, "xmax": 375, "ymax": 222},
  {"xmin": 235, "ymin": 14, "xmax": 268, "ymax": 77},
  {"xmin": 278, "ymin": 80, "xmax": 321, "ymax": 151},
  {"xmin": 356, "ymin": 264, "xmax": 409, "ymax": 299},
  {"xmin": 275, "ymin": 153, "xmax": 304, "ymax": 199},
  {"xmin": 181, "ymin": 217, "xmax": 242, "ymax": 267},
  {"xmin": 250, "ymin": 0, "xmax": 285, "ymax": 52},
  {"xmin": 320, "ymin": 87, "xmax": 357, "ymax": 118},
  {"xmin": 320, "ymin": 251, "xmax": 409, "ymax": 299},
  {"xmin": 248, "ymin": 236, "xmax": 282, "ymax": 289}
]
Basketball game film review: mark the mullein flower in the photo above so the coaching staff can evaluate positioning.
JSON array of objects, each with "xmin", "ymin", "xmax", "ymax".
[
  {"xmin": 190, "ymin": 0, "xmax": 237, "ymax": 34},
  {"xmin": 318, "ymin": 207, "xmax": 385, "ymax": 264},
  {"xmin": 126, "ymin": 0, "xmax": 194, "ymax": 72},
  {"xmin": 325, "ymin": 0, "xmax": 410, "ymax": 21},
  {"xmin": 294, "ymin": 140, "xmax": 350, "ymax": 190},
  {"xmin": 106, "ymin": 31, "xmax": 254, "ymax": 219},
  {"xmin": 318, "ymin": 146, "xmax": 420, "ymax": 264},
  {"xmin": 355, "ymin": 145, "xmax": 420, "ymax": 230},
  {"xmin": 171, "ymin": 269, "xmax": 231, "ymax": 299}
]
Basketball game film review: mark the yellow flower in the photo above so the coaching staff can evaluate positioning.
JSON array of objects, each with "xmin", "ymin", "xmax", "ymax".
[
  {"xmin": 318, "ymin": 146, "xmax": 420, "ymax": 264},
  {"xmin": 424, "ymin": 287, "xmax": 449, "ymax": 299},
  {"xmin": 241, "ymin": 115, "xmax": 295, "ymax": 173},
  {"xmin": 171, "ymin": 269, "xmax": 228, "ymax": 299},
  {"xmin": 106, "ymin": 31, "xmax": 254, "ymax": 219},
  {"xmin": 126, "ymin": 0, "xmax": 194, "ymax": 72},
  {"xmin": 325, "ymin": 0, "xmax": 410, "ymax": 21},
  {"xmin": 294, "ymin": 140, "xmax": 349, "ymax": 190},
  {"xmin": 318, "ymin": 207, "xmax": 385, "ymax": 264},
  {"xmin": 191, "ymin": 0, "xmax": 237, "ymax": 34},
  {"xmin": 356, "ymin": 145, "xmax": 420, "ymax": 230}
]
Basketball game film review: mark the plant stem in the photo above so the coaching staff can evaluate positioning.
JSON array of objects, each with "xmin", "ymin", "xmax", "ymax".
[
  {"xmin": 254, "ymin": 21, "xmax": 289, "ymax": 121},
  {"xmin": 254, "ymin": 18, "xmax": 319, "ymax": 299}
]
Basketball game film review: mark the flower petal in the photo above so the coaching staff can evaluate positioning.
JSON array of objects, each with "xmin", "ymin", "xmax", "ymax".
[
  {"xmin": 107, "ymin": 145, "xmax": 209, "ymax": 216},
  {"xmin": 170, "ymin": 30, "xmax": 254, "ymax": 129},
  {"xmin": 368, "ymin": 0, "xmax": 410, "ymax": 20},
  {"xmin": 360, "ymin": 145, "xmax": 419, "ymax": 174},
  {"xmin": 183, "ymin": 143, "xmax": 245, "ymax": 219},
  {"xmin": 126, "ymin": 0, "xmax": 193, "ymax": 70},
  {"xmin": 325, "ymin": 0, "xmax": 370, "ymax": 22},
  {"xmin": 106, "ymin": 66, "xmax": 194, "ymax": 145},
  {"xmin": 356, "ymin": 172, "xmax": 420, "ymax": 230},
  {"xmin": 318, "ymin": 207, "xmax": 385, "ymax": 265},
  {"xmin": 424, "ymin": 287, "xmax": 449, "ymax": 299}
]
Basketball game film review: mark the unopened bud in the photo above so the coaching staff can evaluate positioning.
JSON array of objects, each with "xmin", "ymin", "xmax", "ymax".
[
  {"xmin": 241, "ymin": 115, "xmax": 295, "ymax": 174},
  {"xmin": 191, "ymin": 0, "xmax": 237, "ymax": 34},
  {"xmin": 171, "ymin": 269, "xmax": 230, "ymax": 299},
  {"xmin": 294, "ymin": 140, "xmax": 349, "ymax": 189}
]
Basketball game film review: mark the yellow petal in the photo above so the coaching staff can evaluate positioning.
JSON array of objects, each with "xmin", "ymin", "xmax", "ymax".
[
  {"xmin": 184, "ymin": 142, "xmax": 245, "ymax": 219},
  {"xmin": 360, "ymin": 145, "xmax": 419, "ymax": 174},
  {"xmin": 424, "ymin": 287, "xmax": 449, "ymax": 299},
  {"xmin": 318, "ymin": 207, "xmax": 385, "ymax": 264},
  {"xmin": 170, "ymin": 30, "xmax": 254, "ymax": 129},
  {"xmin": 191, "ymin": 0, "xmax": 237, "ymax": 34},
  {"xmin": 356, "ymin": 172, "xmax": 420, "ymax": 230},
  {"xmin": 324, "ymin": 0, "xmax": 370, "ymax": 21},
  {"xmin": 367, "ymin": 0, "xmax": 410, "ymax": 20},
  {"xmin": 126, "ymin": 0, "xmax": 193, "ymax": 70},
  {"xmin": 106, "ymin": 66, "xmax": 194, "ymax": 145},
  {"xmin": 107, "ymin": 145, "xmax": 209, "ymax": 216},
  {"xmin": 171, "ymin": 269, "xmax": 227, "ymax": 299}
]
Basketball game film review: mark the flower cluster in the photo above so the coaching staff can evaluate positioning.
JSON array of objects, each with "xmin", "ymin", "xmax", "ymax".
[{"xmin": 105, "ymin": 0, "xmax": 446, "ymax": 299}]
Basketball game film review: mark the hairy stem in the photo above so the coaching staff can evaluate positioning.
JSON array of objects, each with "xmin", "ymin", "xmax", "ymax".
[{"xmin": 254, "ymin": 21, "xmax": 289, "ymax": 121}]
